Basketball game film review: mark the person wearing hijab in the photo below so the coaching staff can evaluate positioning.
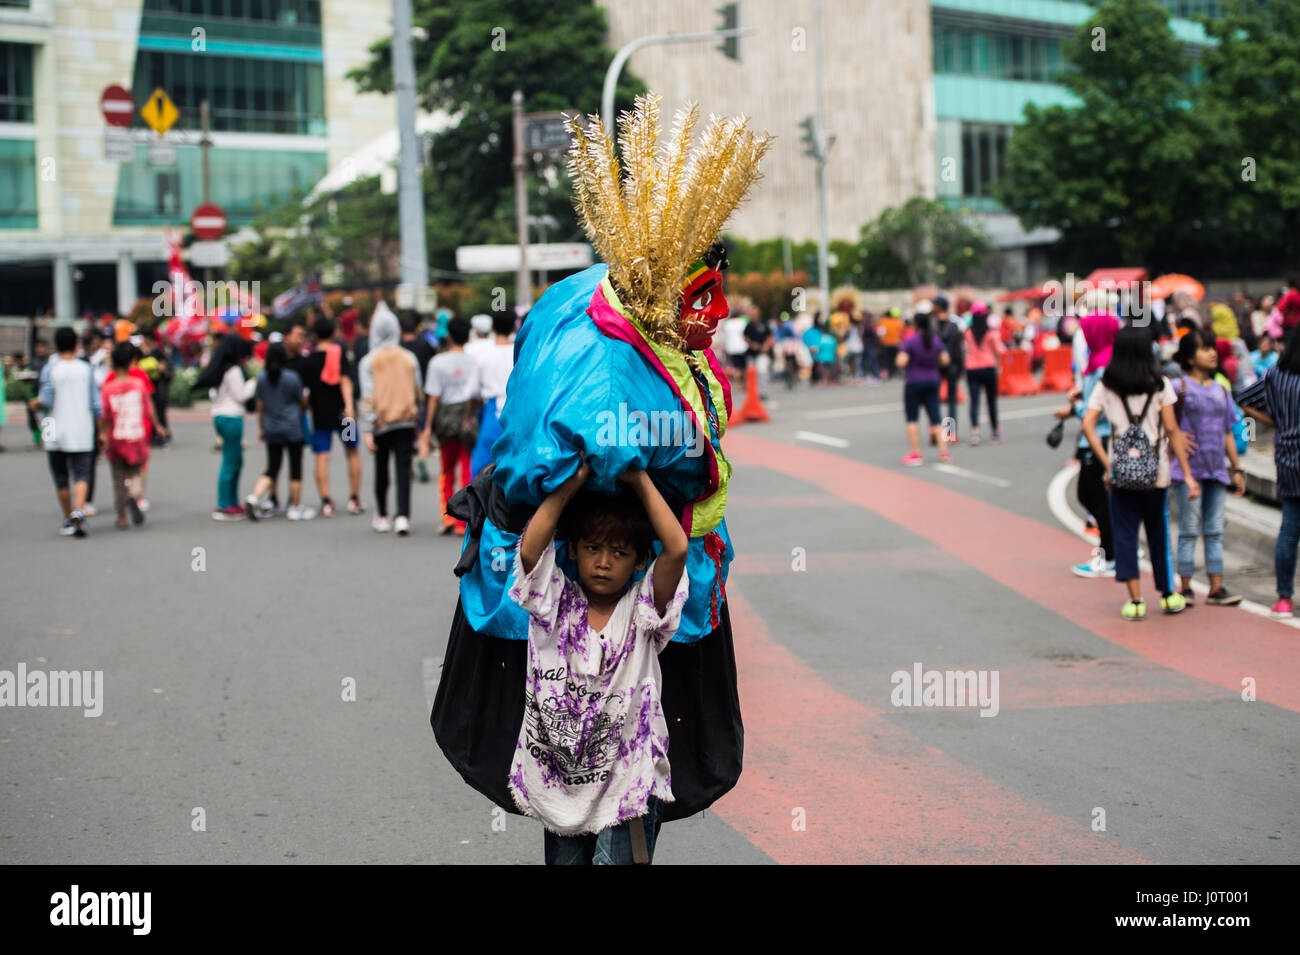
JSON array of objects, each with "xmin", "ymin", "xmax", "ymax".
[
  {"xmin": 197, "ymin": 335, "xmax": 255, "ymax": 519},
  {"xmin": 359, "ymin": 304, "xmax": 423, "ymax": 535}
]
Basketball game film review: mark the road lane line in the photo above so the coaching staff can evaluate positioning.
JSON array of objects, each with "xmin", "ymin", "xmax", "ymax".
[
  {"xmin": 932, "ymin": 462, "xmax": 1012, "ymax": 488},
  {"xmin": 793, "ymin": 430, "xmax": 849, "ymax": 448},
  {"xmin": 422, "ymin": 657, "xmax": 440, "ymax": 711}
]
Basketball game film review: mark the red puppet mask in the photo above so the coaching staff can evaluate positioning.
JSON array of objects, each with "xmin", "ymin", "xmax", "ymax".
[{"xmin": 679, "ymin": 243, "xmax": 730, "ymax": 350}]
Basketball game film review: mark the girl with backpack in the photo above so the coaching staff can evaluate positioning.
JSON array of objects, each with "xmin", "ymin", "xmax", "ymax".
[
  {"xmin": 1082, "ymin": 326, "xmax": 1198, "ymax": 621},
  {"xmin": 1169, "ymin": 327, "xmax": 1246, "ymax": 606}
]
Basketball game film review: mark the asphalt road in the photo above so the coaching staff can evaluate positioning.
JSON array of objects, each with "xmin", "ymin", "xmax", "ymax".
[{"xmin": 1, "ymin": 381, "xmax": 1296, "ymax": 864}]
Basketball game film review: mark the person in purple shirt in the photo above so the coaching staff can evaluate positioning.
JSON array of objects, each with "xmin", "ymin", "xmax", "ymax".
[
  {"xmin": 896, "ymin": 305, "xmax": 952, "ymax": 466},
  {"xmin": 1170, "ymin": 327, "xmax": 1246, "ymax": 606}
]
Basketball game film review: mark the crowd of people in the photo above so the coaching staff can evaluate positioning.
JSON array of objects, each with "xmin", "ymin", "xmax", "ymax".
[{"xmin": 18, "ymin": 301, "xmax": 517, "ymax": 539}]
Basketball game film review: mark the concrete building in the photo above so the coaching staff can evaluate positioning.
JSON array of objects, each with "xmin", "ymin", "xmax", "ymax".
[
  {"xmin": 0, "ymin": 0, "xmax": 397, "ymax": 319},
  {"xmin": 600, "ymin": 0, "xmax": 1218, "ymax": 286}
]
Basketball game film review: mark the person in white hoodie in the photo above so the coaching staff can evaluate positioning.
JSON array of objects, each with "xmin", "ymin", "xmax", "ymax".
[
  {"xmin": 197, "ymin": 335, "xmax": 255, "ymax": 520},
  {"xmin": 359, "ymin": 305, "xmax": 423, "ymax": 535}
]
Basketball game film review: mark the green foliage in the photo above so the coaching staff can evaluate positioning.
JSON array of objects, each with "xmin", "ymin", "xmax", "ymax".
[
  {"xmin": 997, "ymin": 0, "xmax": 1214, "ymax": 270},
  {"xmin": 167, "ymin": 365, "xmax": 200, "ymax": 409},
  {"xmin": 347, "ymin": 0, "xmax": 645, "ymax": 275},
  {"xmin": 4, "ymin": 373, "xmax": 33, "ymax": 404},
  {"xmin": 1197, "ymin": 0, "xmax": 1300, "ymax": 266},
  {"xmin": 857, "ymin": 197, "xmax": 990, "ymax": 287}
]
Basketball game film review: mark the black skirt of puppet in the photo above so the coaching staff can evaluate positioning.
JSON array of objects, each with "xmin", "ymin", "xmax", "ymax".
[{"xmin": 430, "ymin": 596, "xmax": 744, "ymax": 823}]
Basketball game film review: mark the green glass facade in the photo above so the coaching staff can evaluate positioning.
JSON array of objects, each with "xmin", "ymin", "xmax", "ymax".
[
  {"xmin": 933, "ymin": 23, "xmax": 1067, "ymax": 83},
  {"xmin": 141, "ymin": 0, "xmax": 322, "ymax": 47},
  {"xmin": 113, "ymin": 144, "xmax": 327, "ymax": 226},
  {"xmin": 132, "ymin": 51, "xmax": 325, "ymax": 135},
  {"xmin": 0, "ymin": 138, "xmax": 37, "ymax": 229}
]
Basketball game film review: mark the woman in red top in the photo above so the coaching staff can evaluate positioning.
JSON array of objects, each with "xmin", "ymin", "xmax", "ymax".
[{"xmin": 964, "ymin": 301, "xmax": 1005, "ymax": 445}]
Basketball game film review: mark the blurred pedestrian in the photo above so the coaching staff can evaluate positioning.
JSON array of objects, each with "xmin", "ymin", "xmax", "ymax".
[
  {"xmin": 197, "ymin": 335, "xmax": 255, "ymax": 521},
  {"xmin": 359, "ymin": 306, "xmax": 422, "ymax": 535},
  {"xmin": 299, "ymin": 314, "xmax": 363, "ymax": 517},
  {"xmin": 964, "ymin": 301, "xmax": 1004, "ymax": 445},
  {"xmin": 419, "ymin": 316, "xmax": 479, "ymax": 535},
  {"xmin": 30, "ymin": 327, "xmax": 99, "ymax": 535},
  {"xmin": 897, "ymin": 307, "xmax": 951, "ymax": 466},
  {"xmin": 244, "ymin": 342, "xmax": 313, "ymax": 522},
  {"xmin": 99, "ymin": 341, "xmax": 166, "ymax": 529}
]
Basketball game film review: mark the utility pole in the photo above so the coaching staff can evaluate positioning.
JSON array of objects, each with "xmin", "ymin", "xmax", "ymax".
[
  {"xmin": 812, "ymin": 0, "xmax": 831, "ymax": 305},
  {"xmin": 512, "ymin": 90, "xmax": 531, "ymax": 310},
  {"xmin": 392, "ymin": 0, "xmax": 429, "ymax": 305},
  {"xmin": 200, "ymin": 98, "xmax": 213, "ymax": 286}
]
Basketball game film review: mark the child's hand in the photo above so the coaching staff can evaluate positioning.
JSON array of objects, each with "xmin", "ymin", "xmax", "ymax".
[
  {"xmin": 1186, "ymin": 475, "xmax": 1201, "ymax": 501},
  {"xmin": 1233, "ymin": 470, "xmax": 1246, "ymax": 496}
]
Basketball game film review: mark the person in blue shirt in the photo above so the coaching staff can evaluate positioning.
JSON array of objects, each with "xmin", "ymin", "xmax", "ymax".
[{"xmin": 1250, "ymin": 334, "xmax": 1278, "ymax": 380}]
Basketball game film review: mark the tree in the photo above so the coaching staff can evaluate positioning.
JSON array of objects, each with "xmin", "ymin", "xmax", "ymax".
[
  {"xmin": 857, "ymin": 197, "xmax": 989, "ymax": 287},
  {"xmin": 348, "ymin": 0, "xmax": 645, "ymax": 275},
  {"xmin": 997, "ymin": 0, "xmax": 1215, "ymax": 271},
  {"xmin": 1198, "ymin": 0, "xmax": 1300, "ymax": 269}
]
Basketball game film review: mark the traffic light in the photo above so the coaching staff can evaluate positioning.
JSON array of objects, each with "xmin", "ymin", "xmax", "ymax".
[
  {"xmin": 799, "ymin": 115, "xmax": 819, "ymax": 160},
  {"xmin": 716, "ymin": 3, "xmax": 739, "ymax": 60}
]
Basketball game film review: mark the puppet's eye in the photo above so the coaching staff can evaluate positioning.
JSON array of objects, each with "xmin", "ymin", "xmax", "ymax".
[{"xmin": 689, "ymin": 291, "xmax": 712, "ymax": 312}]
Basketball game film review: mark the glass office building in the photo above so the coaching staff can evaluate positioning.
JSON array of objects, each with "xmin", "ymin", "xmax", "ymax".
[{"xmin": 0, "ymin": 0, "xmax": 394, "ymax": 318}]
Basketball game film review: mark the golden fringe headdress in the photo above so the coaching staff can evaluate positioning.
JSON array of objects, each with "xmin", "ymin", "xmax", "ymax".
[{"xmin": 565, "ymin": 93, "xmax": 773, "ymax": 350}]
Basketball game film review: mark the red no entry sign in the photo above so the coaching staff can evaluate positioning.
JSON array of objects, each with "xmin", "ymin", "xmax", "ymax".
[
  {"xmin": 100, "ymin": 85, "xmax": 135, "ymax": 128},
  {"xmin": 190, "ymin": 202, "xmax": 227, "ymax": 240}
]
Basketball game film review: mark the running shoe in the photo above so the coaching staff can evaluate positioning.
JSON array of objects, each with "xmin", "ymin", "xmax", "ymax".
[
  {"xmin": 901, "ymin": 452, "xmax": 924, "ymax": 467},
  {"xmin": 969, "ymin": 434, "xmax": 981, "ymax": 447},
  {"xmin": 992, "ymin": 429, "xmax": 1004, "ymax": 443},
  {"xmin": 1205, "ymin": 588, "xmax": 1243, "ymax": 606},
  {"xmin": 59, "ymin": 520, "xmax": 76, "ymax": 536},
  {"xmin": 83, "ymin": 503, "xmax": 97, "ymax": 517},
  {"xmin": 286, "ymin": 505, "xmax": 317, "ymax": 521},
  {"xmin": 320, "ymin": 499, "xmax": 335, "ymax": 518},
  {"xmin": 1071, "ymin": 552, "xmax": 1116, "ymax": 578},
  {"xmin": 394, "ymin": 516, "xmax": 410, "ymax": 537},
  {"xmin": 244, "ymin": 494, "xmax": 262, "ymax": 522},
  {"xmin": 127, "ymin": 496, "xmax": 144, "ymax": 525},
  {"xmin": 70, "ymin": 509, "xmax": 86, "ymax": 538},
  {"xmin": 1160, "ymin": 592, "xmax": 1188, "ymax": 614},
  {"xmin": 1270, "ymin": 598, "xmax": 1293, "ymax": 619},
  {"xmin": 939, "ymin": 448, "xmax": 952, "ymax": 462},
  {"xmin": 211, "ymin": 506, "xmax": 245, "ymax": 521},
  {"xmin": 137, "ymin": 498, "xmax": 150, "ymax": 513},
  {"xmin": 1121, "ymin": 599, "xmax": 1146, "ymax": 621},
  {"xmin": 1179, "ymin": 587, "xmax": 1195, "ymax": 607},
  {"xmin": 347, "ymin": 496, "xmax": 364, "ymax": 515},
  {"xmin": 372, "ymin": 515, "xmax": 392, "ymax": 533}
]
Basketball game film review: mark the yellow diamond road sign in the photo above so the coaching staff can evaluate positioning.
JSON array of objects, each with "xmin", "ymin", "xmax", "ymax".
[{"xmin": 140, "ymin": 87, "xmax": 179, "ymax": 136}]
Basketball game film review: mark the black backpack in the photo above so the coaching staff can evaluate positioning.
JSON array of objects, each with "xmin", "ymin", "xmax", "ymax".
[{"xmin": 1110, "ymin": 391, "xmax": 1159, "ymax": 490}]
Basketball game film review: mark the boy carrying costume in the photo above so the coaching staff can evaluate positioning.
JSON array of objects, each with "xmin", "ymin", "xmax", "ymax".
[{"xmin": 431, "ymin": 94, "xmax": 771, "ymax": 863}]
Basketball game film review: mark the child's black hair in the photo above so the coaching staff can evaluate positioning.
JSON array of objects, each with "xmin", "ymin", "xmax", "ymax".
[
  {"xmin": 110, "ymin": 341, "xmax": 135, "ymax": 370},
  {"xmin": 559, "ymin": 486, "xmax": 655, "ymax": 565},
  {"xmin": 1175, "ymin": 325, "xmax": 1214, "ymax": 373},
  {"xmin": 1101, "ymin": 325, "xmax": 1163, "ymax": 397}
]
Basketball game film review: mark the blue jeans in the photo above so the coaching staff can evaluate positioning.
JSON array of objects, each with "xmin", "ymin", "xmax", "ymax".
[
  {"xmin": 214, "ymin": 416, "xmax": 243, "ymax": 509},
  {"xmin": 1277, "ymin": 497, "xmax": 1300, "ymax": 598},
  {"xmin": 544, "ymin": 796, "xmax": 665, "ymax": 865},
  {"xmin": 1173, "ymin": 479, "xmax": 1226, "ymax": 578}
]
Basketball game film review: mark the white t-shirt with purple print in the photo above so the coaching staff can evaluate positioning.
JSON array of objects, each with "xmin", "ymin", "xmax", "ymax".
[{"xmin": 507, "ymin": 538, "xmax": 688, "ymax": 836}]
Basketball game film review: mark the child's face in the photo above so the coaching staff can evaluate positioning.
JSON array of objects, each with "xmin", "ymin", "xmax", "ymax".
[
  {"xmin": 1195, "ymin": 343, "xmax": 1218, "ymax": 372},
  {"xmin": 573, "ymin": 535, "xmax": 643, "ymax": 602}
]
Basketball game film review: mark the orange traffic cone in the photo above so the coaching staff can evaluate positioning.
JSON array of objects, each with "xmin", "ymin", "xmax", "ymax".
[{"xmin": 728, "ymin": 363, "xmax": 770, "ymax": 426}]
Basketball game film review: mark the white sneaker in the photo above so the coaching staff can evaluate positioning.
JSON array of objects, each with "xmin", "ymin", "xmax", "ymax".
[
  {"xmin": 286, "ymin": 505, "xmax": 316, "ymax": 521},
  {"xmin": 245, "ymin": 494, "xmax": 263, "ymax": 522},
  {"xmin": 372, "ymin": 515, "xmax": 392, "ymax": 533},
  {"xmin": 394, "ymin": 516, "xmax": 410, "ymax": 536},
  {"xmin": 1071, "ymin": 550, "xmax": 1116, "ymax": 579}
]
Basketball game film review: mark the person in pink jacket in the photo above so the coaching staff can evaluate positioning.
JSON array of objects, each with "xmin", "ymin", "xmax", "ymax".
[{"xmin": 964, "ymin": 301, "xmax": 1006, "ymax": 445}]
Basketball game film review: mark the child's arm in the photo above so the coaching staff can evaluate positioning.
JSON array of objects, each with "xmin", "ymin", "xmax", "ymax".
[
  {"xmin": 519, "ymin": 461, "xmax": 592, "ymax": 575},
  {"xmin": 620, "ymin": 467, "xmax": 689, "ymax": 617},
  {"xmin": 1226, "ymin": 431, "xmax": 1245, "ymax": 495}
]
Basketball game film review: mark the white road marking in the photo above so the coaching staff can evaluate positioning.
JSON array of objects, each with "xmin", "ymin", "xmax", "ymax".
[
  {"xmin": 1046, "ymin": 464, "xmax": 1300, "ymax": 629},
  {"xmin": 422, "ymin": 657, "xmax": 441, "ymax": 711},
  {"xmin": 794, "ymin": 430, "xmax": 850, "ymax": 448},
  {"xmin": 932, "ymin": 463, "xmax": 1012, "ymax": 487}
]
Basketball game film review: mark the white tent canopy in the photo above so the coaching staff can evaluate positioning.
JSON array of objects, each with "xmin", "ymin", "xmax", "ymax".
[{"xmin": 307, "ymin": 111, "xmax": 455, "ymax": 202}]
